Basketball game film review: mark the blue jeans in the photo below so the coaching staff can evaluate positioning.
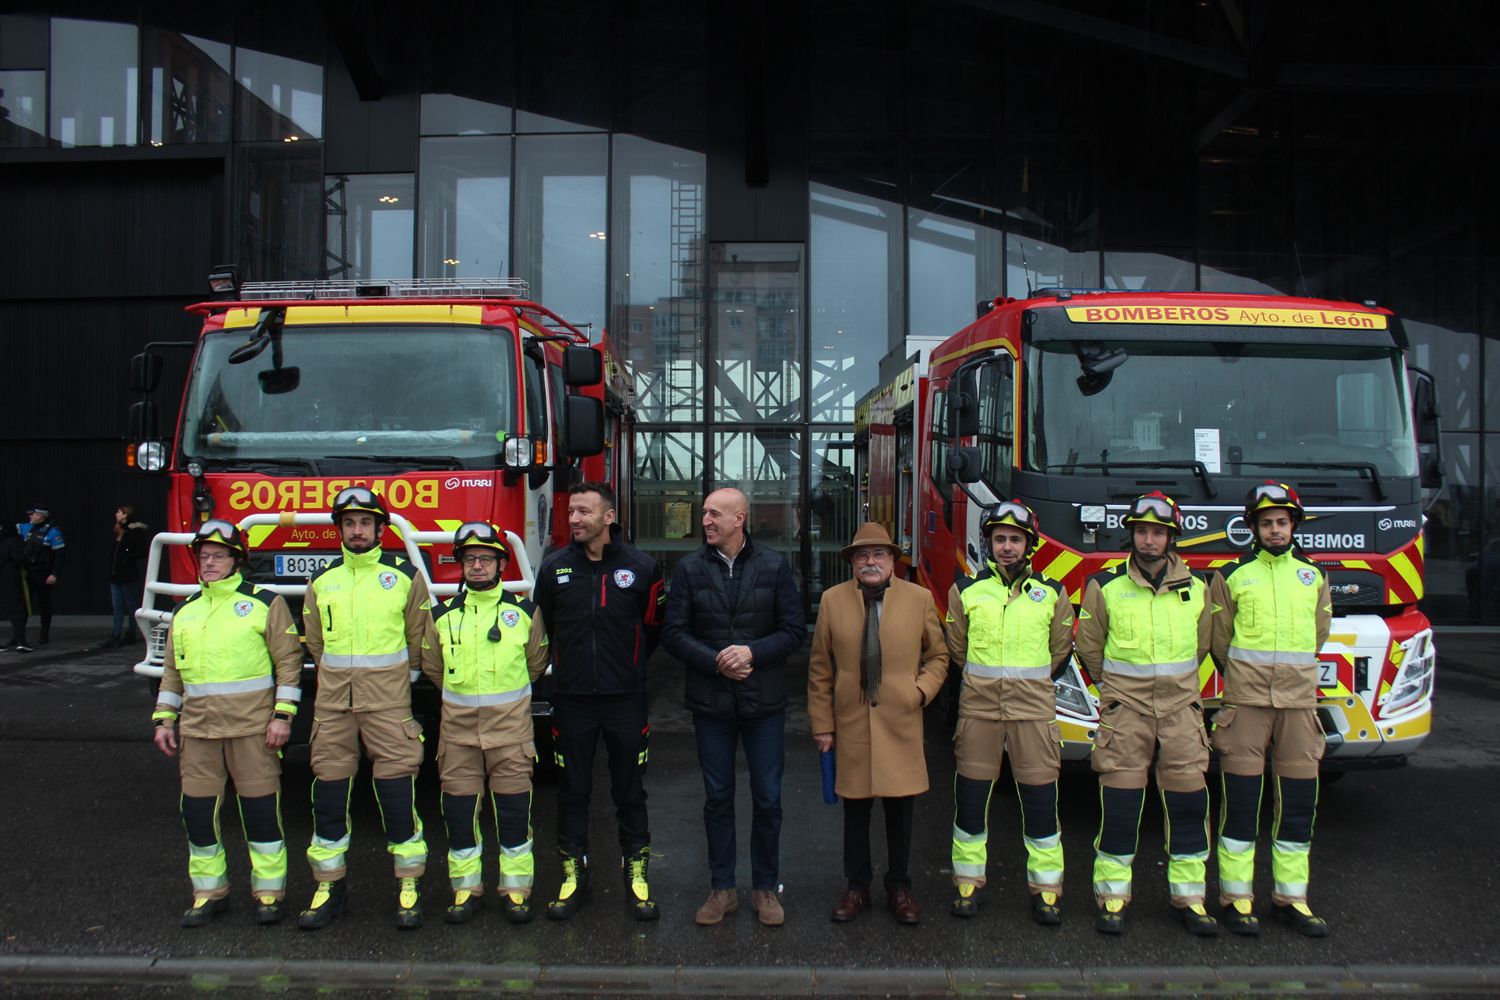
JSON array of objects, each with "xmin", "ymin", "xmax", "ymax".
[
  {"xmin": 110, "ymin": 581, "xmax": 131, "ymax": 639},
  {"xmin": 692, "ymin": 709, "xmax": 784, "ymax": 891}
]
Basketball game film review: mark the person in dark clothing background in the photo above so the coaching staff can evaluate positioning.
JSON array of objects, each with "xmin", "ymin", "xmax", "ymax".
[
  {"xmin": 532, "ymin": 481, "xmax": 666, "ymax": 923},
  {"xmin": 0, "ymin": 523, "xmax": 28, "ymax": 652},
  {"xmin": 17, "ymin": 505, "xmax": 64, "ymax": 645},
  {"xmin": 104, "ymin": 504, "xmax": 150, "ymax": 648},
  {"xmin": 662, "ymin": 487, "xmax": 806, "ymax": 929}
]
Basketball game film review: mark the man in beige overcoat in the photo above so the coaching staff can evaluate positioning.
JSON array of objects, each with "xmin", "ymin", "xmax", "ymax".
[{"xmin": 807, "ymin": 522, "xmax": 948, "ymax": 925}]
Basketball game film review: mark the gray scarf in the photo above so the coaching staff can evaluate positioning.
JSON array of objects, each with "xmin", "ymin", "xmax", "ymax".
[{"xmin": 859, "ymin": 580, "xmax": 889, "ymax": 704}]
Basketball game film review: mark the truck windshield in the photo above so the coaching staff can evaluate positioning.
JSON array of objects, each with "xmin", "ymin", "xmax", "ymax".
[
  {"xmin": 180, "ymin": 324, "xmax": 517, "ymax": 465},
  {"xmin": 1023, "ymin": 340, "xmax": 1418, "ymax": 479}
]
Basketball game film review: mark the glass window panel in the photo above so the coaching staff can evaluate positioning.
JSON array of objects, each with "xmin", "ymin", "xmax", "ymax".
[
  {"xmin": 909, "ymin": 209, "xmax": 1003, "ymax": 339},
  {"xmin": 50, "ymin": 18, "xmax": 138, "ymax": 148},
  {"xmin": 235, "ymin": 45, "xmax": 323, "ymax": 141},
  {"xmin": 710, "ymin": 243, "xmax": 804, "ymax": 423},
  {"xmin": 811, "ymin": 184, "xmax": 900, "ymax": 425},
  {"xmin": 515, "ymin": 133, "xmax": 607, "ymax": 336},
  {"xmin": 144, "ymin": 30, "xmax": 231, "ymax": 145},
  {"xmin": 234, "ymin": 140, "xmax": 323, "ymax": 281},
  {"xmin": 420, "ymin": 93, "xmax": 511, "ymax": 136},
  {"xmin": 713, "ymin": 429, "xmax": 804, "ymax": 588},
  {"xmin": 325, "ymin": 173, "xmax": 415, "ymax": 280},
  {"xmin": 0, "ymin": 69, "xmax": 46, "ymax": 146},
  {"xmin": 611, "ymin": 135, "xmax": 706, "ymax": 423},
  {"xmin": 0, "ymin": 14, "xmax": 48, "ymax": 68},
  {"xmin": 418, "ymin": 136, "xmax": 510, "ymax": 279},
  {"xmin": 632, "ymin": 429, "xmax": 705, "ymax": 582},
  {"xmin": 810, "ymin": 431, "xmax": 858, "ymax": 601},
  {"xmin": 1423, "ymin": 431, "xmax": 1476, "ymax": 624},
  {"xmin": 1405, "ymin": 319, "xmax": 1477, "ymax": 433},
  {"xmin": 1006, "ymin": 235, "xmax": 1098, "ymax": 296},
  {"xmin": 1102, "ymin": 251, "xmax": 1196, "ymax": 291},
  {"xmin": 1478, "ymin": 436, "xmax": 1500, "ymax": 622}
]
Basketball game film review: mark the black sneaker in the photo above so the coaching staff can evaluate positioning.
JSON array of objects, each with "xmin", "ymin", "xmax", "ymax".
[
  {"xmin": 13, "ymin": 644, "xmax": 33, "ymax": 654},
  {"xmin": 298, "ymin": 879, "xmax": 347, "ymax": 931},
  {"xmin": 1094, "ymin": 898, "xmax": 1126, "ymax": 934},
  {"xmin": 181, "ymin": 896, "xmax": 228, "ymax": 928},
  {"xmin": 1176, "ymin": 903, "xmax": 1219, "ymax": 937},
  {"xmin": 1030, "ymin": 890, "xmax": 1062, "ymax": 926},
  {"xmin": 1221, "ymin": 899, "xmax": 1260, "ymax": 936},
  {"xmin": 502, "ymin": 891, "xmax": 533, "ymax": 924},
  {"xmin": 951, "ymin": 882, "xmax": 981, "ymax": 918},
  {"xmin": 254, "ymin": 895, "xmax": 284, "ymax": 925},
  {"xmin": 1273, "ymin": 901, "xmax": 1329, "ymax": 938},
  {"xmin": 445, "ymin": 888, "xmax": 482, "ymax": 925}
]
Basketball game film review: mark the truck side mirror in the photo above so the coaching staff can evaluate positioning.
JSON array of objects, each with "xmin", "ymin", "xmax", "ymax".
[
  {"xmin": 947, "ymin": 370, "xmax": 979, "ymax": 438},
  {"xmin": 947, "ymin": 446, "xmax": 982, "ymax": 484},
  {"xmin": 565, "ymin": 395, "xmax": 604, "ymax": 456},
  {"xmin": 1411, "ymin": 371, "xmax": 1440, "ymax": 446},
  {"xmin": 130, "ymin": 352, "xmax": 162, "ymax": 393},
  {"xmin": 564, "ymin": 345, "xmax": 603, "ymax": 387}
]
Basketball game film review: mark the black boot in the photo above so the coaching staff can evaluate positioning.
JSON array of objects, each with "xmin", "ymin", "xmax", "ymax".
[
  {"xmin": 254, "ymin": 895, "xmax": 284, "ymax": 925},
  {"xmin": 1273, "ymin": 901, "xmax": 1329, "ymax": 938},
  {"xmin": 180, "ymin": 896, "xmax": 228, "ymax": 928},
  {"xmin": 502, "ymin": 891, "xmax": 533, "ymax": 924},
  {"xmin": 546, "ymin": 854, "xmax": 589, "ymax": 921},
  {"xmin": 951, "ymin": 882, "xmax": 981, "ymax": 918},
  {"xmin": 445, "ymin": 888, "xmax": 482, "ymax": 925},
  {"xmin": 1031, "ymin": 890, "xmax": 1062, "ymax": 926},
  {"xmin": 1221, "ymin": 899, "xmax": 1260, "ymax": 936},
  {"xmin": 1094, "ymin": 898, "xmax": 1126, "ymax": 934},
  {"xmin": 623, "ymin": 848, "xmax": 659, "ymax": 922},
  {"xmin": 1176, "ymin": 903, "xmax": 1219, "ymax": 937},
  {"xmin": 298, "ymin": 879, "xmax": 347, "ymax": 931},
  {"xmin": 395, "ymin": 877, "xmax": 422, "ymax": 929}
]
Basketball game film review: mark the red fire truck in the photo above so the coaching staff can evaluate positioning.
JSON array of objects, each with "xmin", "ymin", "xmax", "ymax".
[
  {"xmin": 126, "ymin": 273, "xmax": 631, "ymax": 744},
  {"xmin": 855, "ymin": 289, "xmax": 1443, "ymax": 769}
]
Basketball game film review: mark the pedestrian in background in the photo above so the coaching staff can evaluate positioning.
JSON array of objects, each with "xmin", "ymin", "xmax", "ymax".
[
  {"xmin": 807, "ymin": 522, "xmax": 948, "ymax": 926},
  {"xmin": 17, "ymin": 504, "xmax": 64, "ymax": 645},
  {"xmin": 0, "ymin": 523, "xmax": 28, "ymax": 652},
  {"xmin": 105, "ymin": 504, "xmax": 150, "ymax": 648},
  {"xmin": 663, "ymin": 487, "xmax": 806, "ymax": 928}
]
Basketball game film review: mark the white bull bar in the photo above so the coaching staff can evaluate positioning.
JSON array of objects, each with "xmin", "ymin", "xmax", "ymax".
[{"xmin": 133, "ymin": 512, "xmax": 534, "ymax": 679}]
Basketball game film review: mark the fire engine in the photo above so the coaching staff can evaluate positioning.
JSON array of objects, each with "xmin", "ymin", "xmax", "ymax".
[
  {"xmin": 125, "ymin": 271, "xmax": 631, "ymax": 744},
  {"xmin": 855, "ymin": 289, "xmax": 1442, "ymax": 768}
]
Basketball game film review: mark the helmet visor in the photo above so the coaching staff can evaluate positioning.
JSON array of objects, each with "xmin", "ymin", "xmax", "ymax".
[
  {"xmin": 454, "ymin": 521, "xmax": 508, "ymax": 556},
  {"xmin": 1128, "ymin": 495, "xmax": 1178, "ymax": 524},
  {"xmin": 334, "ymin": 486, "xmax": 379, "ymax": 508},
  {"xmin": 194, "ymin": 519, "xmax": 243, "ymax": 550},
  {"xmin": 983, "ymin": 501, "xmax": 1037, "ymax": 534}
]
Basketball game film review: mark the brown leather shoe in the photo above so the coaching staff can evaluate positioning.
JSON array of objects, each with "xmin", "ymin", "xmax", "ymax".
[
  {"xmin": 695, "ymin": 889, "xmax": 738, "ymax": 926},
  {"xmin": 751, "ymin": 889, "xmax": 785, "ymax": 926},
  {"xmin": 888, "ymin": 888, "xmax": 920, "ymax": 925},
  {"xmin": 830, "ymin": 888, "xmax": 872, "ymax": 923}
]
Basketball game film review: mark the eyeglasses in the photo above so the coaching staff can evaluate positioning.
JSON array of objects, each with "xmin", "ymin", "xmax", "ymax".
[
  {"xmin": 461, "ymin": 553, "xmax": 499, "ymax": 566},
  {"xmin": 851, "ymin": 547, "xmax": 893, "ymax": 562},
  {"xmin": 197, "ymin": 550, "xmax": 234, "ymax": 563}
]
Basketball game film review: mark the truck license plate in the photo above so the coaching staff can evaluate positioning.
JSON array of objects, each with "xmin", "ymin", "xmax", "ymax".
[
  {"xmin": 1316, "ymin": 660, "xmax": 1340, "ymax": 690},
  {"xmin": 274, "ymin": 553, "xmax": 336, "ymax": 578}
]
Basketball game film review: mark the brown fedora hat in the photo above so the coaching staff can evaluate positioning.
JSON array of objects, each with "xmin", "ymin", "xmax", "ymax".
[{"xmin": 841, "ymin": 521, "xmax": 902, "ymax": 561}]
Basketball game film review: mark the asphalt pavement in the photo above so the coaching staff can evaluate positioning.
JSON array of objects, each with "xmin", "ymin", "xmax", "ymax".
[{"xmin": 1, "ymin": 617, "xmax": 1498, "ymax": 997}]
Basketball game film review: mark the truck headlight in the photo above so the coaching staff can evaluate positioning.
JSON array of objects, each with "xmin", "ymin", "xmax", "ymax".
[
  {"xmin": 1383, "ymin": 628, "xmax": 1435, "ymax": 715},
  {"xmin": 1053, "ymin": 659, "xmax": 1097, "ymax": 720}
]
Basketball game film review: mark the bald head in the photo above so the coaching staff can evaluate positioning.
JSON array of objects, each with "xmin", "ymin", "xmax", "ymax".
[{"xmin": 703, "ymin": 488, "xmax": 748, "ymax": 555}]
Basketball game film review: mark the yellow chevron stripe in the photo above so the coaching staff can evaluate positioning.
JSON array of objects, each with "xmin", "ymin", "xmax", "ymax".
[
  {"xmin": 1388, "ymin": 551, "xmax": 1422, "ymax": 599},
  {"xmin": 247, "ymin": 525, "xmax": 277, "ymax": 548}
]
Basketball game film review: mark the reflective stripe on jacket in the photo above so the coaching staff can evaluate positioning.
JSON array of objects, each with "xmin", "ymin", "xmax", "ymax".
[
  {"xmin": 1209, "ymin": 547, "xmax": 1332, "ymax": 709},
  {"xmin": 303, "ymin": 547, "xmax": 432, "ymax": 713},
  {"xmin": 944, "ymin": 562, "xmax": 1074, "ymax": 722},
  {"xmin": 157, "ymin": 572, "xmax": 304, "ymax": 738},
  {"xmin": 1074, "ymin": 552, "xmax": 1214, "ymax": 718},
  {"xmin": 421, "ymin": 585, "xmax": 550, "ymax": 749}
]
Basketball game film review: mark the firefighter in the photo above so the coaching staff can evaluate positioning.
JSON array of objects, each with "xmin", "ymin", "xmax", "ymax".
[
  {"xmin": 946, "ymin": 501, "xmax": 1075, "ymax": 925},
  {"xmin": 1209, "ymin": 482, "xmax": 1332, "ymax": 938},
  {"xmin": 1074, "ymin": 491, "xmax": 1218, "ymax": 936},
  {"xmin": 420, "ymin": 523, "xmax": 550, "ymax": 924},
  {"xmin": 298, "ymin": 487, "xmax": 434, "ymax": 931},
  {"xmin": 150, "ymin": 520, "xmax": 303, "ymax": 927}
]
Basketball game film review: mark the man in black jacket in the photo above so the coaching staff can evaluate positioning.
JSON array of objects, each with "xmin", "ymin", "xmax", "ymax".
[
  {"xmin": 533, "ymin": 482, "xmax": 665, "ymax": 922},
  {"xmin": 662, "ymin": 487, "xmax": 806, "ymax": 928}
]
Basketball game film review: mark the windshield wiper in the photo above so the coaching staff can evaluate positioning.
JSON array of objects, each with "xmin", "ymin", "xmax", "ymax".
[
  {"xmin": 1236, "ymin": 460, "xmax": 1386, "ymax": 501},
  {"xmin": 1044, "ymin": 459, "xmax": 1217, "ymax": 498},
  {"xmin": 324, "ymin": 455, "xmax": 465, "ymax": 471},
  {"xmin": 196, "ymin": 456, "xmax": 321, "ymax": 475}
]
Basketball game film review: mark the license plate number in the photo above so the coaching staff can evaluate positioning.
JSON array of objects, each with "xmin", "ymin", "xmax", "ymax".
[
  {"xmin": 275, "ymin": 554, "xmax": 335, "ymax": 578},
  {"xmin": 1316, "ymin": 660, "xmax": 1340, "ymax": 690}
]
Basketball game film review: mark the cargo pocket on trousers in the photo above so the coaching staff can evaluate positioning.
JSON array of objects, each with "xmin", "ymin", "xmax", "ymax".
[
  {"xmin": 402, "ymin": 717, "xmax": 425, "ymax": 743},
  {"xmin": 1209, "ymin": 705, "xmax": 1236, "ymax": 754},
  {"xmin": 1046, "ymin": 721, "xmax": 1064, "ymax": 768}
]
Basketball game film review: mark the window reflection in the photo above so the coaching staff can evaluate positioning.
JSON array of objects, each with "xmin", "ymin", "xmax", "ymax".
[
  {"xmin": 714, "ymin": 429, "xmax": 803, "ymax": 580},
  {"xmin": 515, "ymin": 133, "xmax": 607, "ymax": 336},
  {"xmin": 611, "ymin": 135, "xmax": 705, "ymax": 423},
  {"xmin": 810, "ymin": 433, "xmax": 857, "ymax": 599},
  {"xmin": 145, "ymin": 30, "xmax": 231, "ymax": 144},
  {"xmin": 235, "ymin": 45, "xmax": 322, "ymax": 141},
  {"xmin": 811, "ymin": 185, "xmax": 900, "ymax": 424},
  {"xmin": 710, "ymin": 243, "xmax": 804, "ymax": 423},
  {"xmin": 1005, "ymin": 235, "xmax": 1099, "ymax": 295},
  {"xmin": 325, "ymin": 174, "xmax": 415, "ymax": 280},
  {"xmin": 632, "ymin": 429, "xmax": 705, "ymax": 581},
  {"xmin": 420, "ymin": 94, "xmax": 511, "ymax": 136},
  {"xmin": 50, "ymin": 18, "xmax": 138, "ymax": 147},
  {"xmin": 0, "ymin": 70, "xmax": 46, "ymax": 146},
  {"xmin": 235, "ymin": 140, "xmax": 323, "ymax": 281},
  {"xmin": 1102, "ymin": 252, "xmax": 1195, "ymax": 291},
  {"xmin": 418, "ymin": 136, "xmax": 510, "ymax": 279},
  {"xmin": 909, "ymin": 209, "xmax": 1003, "ymax": 338}
]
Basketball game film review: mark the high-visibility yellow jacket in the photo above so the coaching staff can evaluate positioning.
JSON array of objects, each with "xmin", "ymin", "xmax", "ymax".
[
  {"xmin": 1209, "ymin": 546, "xmax": 1332, "ymax": 709},
  {"xmin": 945, "ymin": 561, "xmax": 1074, "ymax": 721}
]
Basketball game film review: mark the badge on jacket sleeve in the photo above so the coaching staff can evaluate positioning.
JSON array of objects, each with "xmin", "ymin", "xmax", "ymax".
[
  {"xmin": 501, "ymin": 609, "xmax": 521, "ymax": 628},
  {"xmin": 379, "ymin": 571, "xmax": 398, "ymax": 590},
  {"xmin": 613, "ymin": 569, "xmax": 636, "ymax": 589},
  {"xmin": 1297, "ymin": 568, "xmax": 1316, "ymax": 586},
  {"xmin": 1028, "ymin": 585, "xmax": 1046, "ymax": 602},
  {"xmin": 234, "ymin": 600, "xmax": 254, "ymax": 617}
]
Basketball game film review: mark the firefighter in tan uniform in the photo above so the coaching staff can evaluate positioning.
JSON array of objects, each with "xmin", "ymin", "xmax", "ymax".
[
  {"xmin": 151, "ymin": 520, "xmax": 304, "ymax": 927},
  {"xmin": 420, "ymin": 523, "xmax": 550, "ymax": 924},
  {"xmin": 298, "ymin": 487, "xmax": 434, "ymax": 931},
  {"xmin": 1209, "ymin": 482, "xmax": 1332, "ymax": 938},
  {"xmin": 1074, "ymin": 492, "xmax": 1218, "ymax": 936},
  {"xmin": 946, "ymin": 501, "xmax": 1075, "ymax": 926}
]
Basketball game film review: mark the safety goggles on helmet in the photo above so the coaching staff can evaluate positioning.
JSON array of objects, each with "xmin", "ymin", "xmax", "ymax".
[
  {"xmin": 453, "ymin": 521, "xmax": 509, "ymax": 560},
  {"xmin": 1245, "ymin": 481, "xmax": 1304, "ymax": 521},
  {"xmin": 331, "ymin": 486, "xmax": 389, "ymax": 523},
  {"xmin": 981, "ymin": 500, "xmax": 1040, "ymax": 542},
  {"xmin": 192, "ymin": 518, "xmax": 247, "ymax": 556},
  {"xmin": 1123, "ymin": 491, "xmax": 1183, "ymax": 532}
]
